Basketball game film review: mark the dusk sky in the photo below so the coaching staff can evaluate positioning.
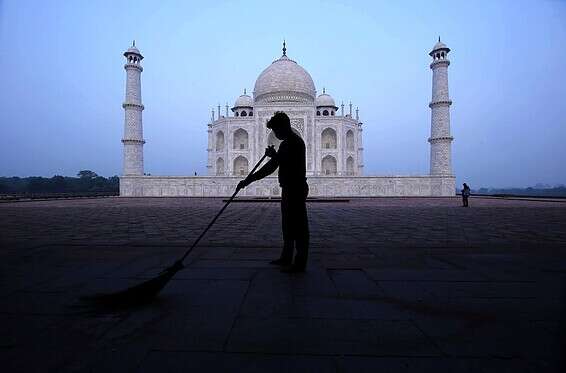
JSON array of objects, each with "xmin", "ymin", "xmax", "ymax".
[{"xmin": 1, "ymin": 0, "xmax": 565, "ymax": 188}]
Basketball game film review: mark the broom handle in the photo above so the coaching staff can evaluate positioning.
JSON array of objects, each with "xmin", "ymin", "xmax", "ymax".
[{"xmin": 178, "ymin": 153, "xmax": 269, "ymax": 264}]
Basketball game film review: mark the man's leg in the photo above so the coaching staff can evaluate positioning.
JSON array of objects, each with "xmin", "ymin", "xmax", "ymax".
[
  {"xmin": 287, "ymin": 185, "xmax": 309, "ymax": 270},
  {"xmin": 293, "ymin": 198, "xmax": 309, "ymax": 269},
  {"xmin": 273, "ymin": 189, "xmax": 293, "ymax": 265}
]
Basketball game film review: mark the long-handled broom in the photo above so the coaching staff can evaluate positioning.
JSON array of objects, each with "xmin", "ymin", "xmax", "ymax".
[{"xmin": 81, "ymin": 153, "xmax": 269, "ymax": 309}]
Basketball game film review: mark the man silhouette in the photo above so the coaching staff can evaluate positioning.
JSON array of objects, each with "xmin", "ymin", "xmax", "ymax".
[
  {"xmin": 461, "ymin": 183, "xmax": 471, "ymax": 207},
  {"xmin": 237, "ymin": 112, "xmax": 309, "ymax": 273}
]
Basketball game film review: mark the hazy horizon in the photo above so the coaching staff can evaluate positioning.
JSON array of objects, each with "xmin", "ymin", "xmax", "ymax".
[{"xmin": 1, "ymin": 0, "xmax": 565, "ymax": 188}]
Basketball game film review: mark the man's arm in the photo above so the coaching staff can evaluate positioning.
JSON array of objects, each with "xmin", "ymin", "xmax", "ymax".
[
  {"xmin": 237, "ymin": 146, "xmax": 279, "ymax": 191},
  {"xmin": 246, "ymin": 158, "xmax": 278, "ymax": 183}
]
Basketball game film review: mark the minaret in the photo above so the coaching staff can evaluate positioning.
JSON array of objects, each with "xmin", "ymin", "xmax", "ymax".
[
  {"xmin": 428, "ymin": 38, "xmax": 453, "ymax": 176},
  {"xmin": 122, "ymin": 41, "xmax": 145, "ymax": 176}
]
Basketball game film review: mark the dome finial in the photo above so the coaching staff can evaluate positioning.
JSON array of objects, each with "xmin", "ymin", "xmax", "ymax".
[
  {"xmin": 323, "ymin": 87, "xmax": 326, "ymax": 94},
  {"xmin": 244, "ymin": 88, "xmax": 246, "ymax": 95},
  {"xmin": 438, "ymin": 36, "xmax": 440, "ymax": 42},
  {"xmin": 133, "ymin": 39, "xmax": 136, "ymax": 47},
  {"xmin": 282, "ymin": 39, "xmax": 286, "ymax": 56}
]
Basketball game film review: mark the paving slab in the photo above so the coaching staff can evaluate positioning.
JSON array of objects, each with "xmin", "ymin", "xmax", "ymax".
[
  {"xmin": 226, "ymin": 317, "xmax": 440, "ymax": 356},
  {"xmin": 1, "ymin": 197, "xmax": 565, "ymax": 372},
  {"xmin": 414, "ymin": 318, "xmax": 561, "ymax": 359}
]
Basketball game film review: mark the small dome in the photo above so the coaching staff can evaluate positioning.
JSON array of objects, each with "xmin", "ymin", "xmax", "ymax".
[
  {"xmin": 234, "ymin": 92, "xmax": 253, "ymax": 108},
  {"xmin": 316, "ymin": 90, "xmax": 337, "ymax": 108},
  {"xmin": 125, "ymin": 46, "xmax": 141, "ymax": 54},
  {"xmin": 124, "ymin": 41, "xmax": 143, "ymax": 58},
  {"xmin": 432, "ymin": 41, "xmax": 447, "ymax": 50},
  {"xmin": 430, "ymin": 38, "xmax": 450, "ymax": 56}
]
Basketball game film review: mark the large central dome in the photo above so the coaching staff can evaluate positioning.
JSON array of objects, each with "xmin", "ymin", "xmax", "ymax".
[{"xmin": 253, "ymin": 48, "xmax": 316, "ymax": 104}]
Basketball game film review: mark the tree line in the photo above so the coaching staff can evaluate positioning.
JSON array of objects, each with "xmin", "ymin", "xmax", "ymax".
[
  {"xmin": 473, "ymin": 186, "xmax": 566, "ymax": 197},
  {"xmin": 0, "ymin": 170, "xmax": 119, "ymax": 194}
]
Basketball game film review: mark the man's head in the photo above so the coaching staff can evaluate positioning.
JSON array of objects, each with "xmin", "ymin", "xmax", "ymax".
[{"xmin": 266, "ymin": 112, "xmax": 291, "ymax": 140}]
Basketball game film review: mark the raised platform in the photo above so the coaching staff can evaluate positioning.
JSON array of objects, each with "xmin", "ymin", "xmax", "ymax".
[
  {"xmin": 224, "ymin": 197, "xmax": 350, "ymax": 203},
  {"xmin": 1, "ymin": 197, "xmax": 565, "ymax": 371},
  {"xmin": 120, "ymin": 175, "xmax": 456, "ymax": 197}
]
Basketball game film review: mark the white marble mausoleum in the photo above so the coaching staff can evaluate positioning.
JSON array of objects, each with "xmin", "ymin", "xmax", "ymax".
[{"xmin": 119, "ymin": 40, "xmax": 456, "ymax": 197}]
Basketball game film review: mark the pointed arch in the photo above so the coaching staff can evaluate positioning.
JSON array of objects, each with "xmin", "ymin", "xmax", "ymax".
[
  {"xmin": 346, "ymin": 156, "xmax": 354, "ymax": 175},
  {"xmin": 233, "ymin": 128, "xmax": 249, "ymax": 150},
  {"xmin": 215, "ymin": 131, "xmax": 224, "ymax": 151},
  {"xmin": 233, "ymin": 156, "xmax": 249, "ymax": 176},
  {"xmin": 216, "ymin": 157, "xmax": 225, "ymax": 175},
  {"xmin": 321, "ymin": 128, "xmax": 337, "ymax": 149},
  {"xmin": 322, "ymin": 155, "xmax": 337, "ymax": 175},
  {"xmin": 346, "ymin": 130, "xmax": 355, "ymax": 151}
]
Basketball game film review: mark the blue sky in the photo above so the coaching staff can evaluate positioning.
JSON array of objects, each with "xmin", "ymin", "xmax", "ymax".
[{"xmin": 0, "ymin": 0, "xmax": 565, "ymax": 187}]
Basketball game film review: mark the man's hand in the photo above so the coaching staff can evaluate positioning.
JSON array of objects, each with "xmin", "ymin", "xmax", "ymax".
[
  {"xmin": 237, "ymin": 179, "xmax": 250, "ymax": 191},
  {"xmin": 265, "ymin": 145, "xmax": 277, "ymax": 158}
]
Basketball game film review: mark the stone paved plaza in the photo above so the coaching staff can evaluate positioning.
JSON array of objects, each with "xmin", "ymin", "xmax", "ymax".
[{"xmin": 1, "ymin": 197, "xmax": 565, "ymax": 372}]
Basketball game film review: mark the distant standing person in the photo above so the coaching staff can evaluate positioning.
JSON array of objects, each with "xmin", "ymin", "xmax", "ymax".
[
  {"xmin": 237, "ymin": 112, "xmax": 309, "ymax": 273},
  {"xmin": 462, "ymin": 183, "xmax": 471, "ymax": 207}
]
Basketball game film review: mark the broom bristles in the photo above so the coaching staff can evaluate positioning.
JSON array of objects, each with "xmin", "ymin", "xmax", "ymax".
[{"xmin": 80, "ymin": 264, "xmax": 182, "ymax": 309}]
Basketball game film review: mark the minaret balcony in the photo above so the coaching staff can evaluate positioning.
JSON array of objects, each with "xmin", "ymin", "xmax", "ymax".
[
  {"xmin": 121, "ymin": 139, "xmax": 146, "ymax": 144},
  {"xmin": 122, "ymin": 102, "xmax": 145, "ymax": 110},
  {"xmin": 428, "ymin": 136, "xmax": 453, "ymax": 144},
  {"xmin": 124, "ymin": 63, "xmax": 143, "ymax": 72},
  {"xmin": 428, "ymin": 100, "xmax": 452, "ymax": 108}
]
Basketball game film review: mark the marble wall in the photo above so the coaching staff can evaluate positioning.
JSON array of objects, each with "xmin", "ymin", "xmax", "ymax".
[{"xmin": 120, "ymin": 175, "xmax": 455, "ymax": 197}]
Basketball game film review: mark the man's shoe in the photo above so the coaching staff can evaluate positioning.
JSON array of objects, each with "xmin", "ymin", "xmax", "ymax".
[
  {"xmin": 280, "ymin": 264, "xmax": 306, "ymax": 274},
  {"xmin": 269, "ymin": 258, "xmax": 291, "ymax": 266}
]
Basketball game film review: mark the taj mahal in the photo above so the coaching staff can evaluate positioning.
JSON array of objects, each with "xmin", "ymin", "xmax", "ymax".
[{"xmin": 119, "ymin": 40, "xmax": 455, "ymax": 197}]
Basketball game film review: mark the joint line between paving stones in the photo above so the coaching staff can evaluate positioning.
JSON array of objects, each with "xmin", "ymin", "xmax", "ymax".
[
  {"xmin": 409, "ymin": 318, "xmax": 447, "ymax": 357},
  {"xmin": 325, "ymin": 268, "xmax": 341, "ymax": 298},
  {"xmin": 131, "ymin": 347, "xmax": 155, "ymax": 373},
  {"xmin": 221, "ymin": 270, "xmax": 258, "ymax": 352},
  {"xmin": 361, "ymin": 268, "xmax": 388, "ymax": 295}
]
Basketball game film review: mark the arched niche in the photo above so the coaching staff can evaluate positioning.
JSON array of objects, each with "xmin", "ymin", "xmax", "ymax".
[
  {"xmin": 215, "ymin": 131, "xmax": 225, "ymax": 151},
  {"xmin": 346, "ymin": 156, "xmax": 354, "ymax": 175},
  {"xmin": 321, "ymin": 128, "xmax": 337, "ymax": 149},
  {"xmin": 216, "ymin": 157, "xmax": 225, "ymax": 175},
  {"xmin": 322, "ymin": 155, "xmax": 337, "ymax": 175},
  {"xmin": 233, "ymin": 128, "xmax": 249, "ymax": 150},
  {"xmin": 346, "ymin": 130, "xmax": 355, "ymax": 151},
  {"xmin": 233, "ymin": 156, "xmax": 249, "ymax": 176}
]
